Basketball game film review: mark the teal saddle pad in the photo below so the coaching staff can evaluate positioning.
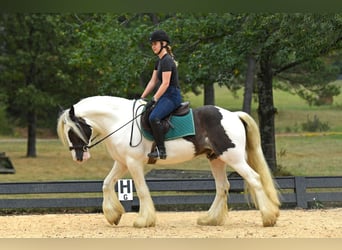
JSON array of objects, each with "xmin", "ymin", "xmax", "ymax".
[{"xmin": 141, "ymin": 109, "xmax": 195, "ymax": 141}]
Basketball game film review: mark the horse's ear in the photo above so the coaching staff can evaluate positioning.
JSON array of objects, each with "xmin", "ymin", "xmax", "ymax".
[
  {"xmin": 57, "ymin": 104, "xmax": 65, "ymax": 117},
  {"xmin": 69, "ymin": 106, "xmax": 76, "ymax": 121},
  {"xmin": 58, "ymin": 104, "xmax": 64, "ymax": 113}
]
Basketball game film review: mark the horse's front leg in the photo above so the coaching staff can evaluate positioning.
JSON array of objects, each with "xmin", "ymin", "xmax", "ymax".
[
  {"xmin": 102, "ymin": 161, "xmax": 127, "ymax": 225},
  {"xmin": 126, "ymin": 158, "xmax": 156, "ymax": 228}
]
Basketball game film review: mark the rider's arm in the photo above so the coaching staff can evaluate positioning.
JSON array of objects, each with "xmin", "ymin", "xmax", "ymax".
[
  {"xmin": 153, "ymin": 71, "xmax": 171, "ymax": 101},
  {"xmin": 141, "ymin": 70, "xmax": 158, "ymax": 99}
]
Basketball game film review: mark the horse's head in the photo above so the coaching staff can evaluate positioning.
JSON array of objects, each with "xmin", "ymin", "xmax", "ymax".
[{"xmin": 57, "ymin": 106, "xmax": 93, "ymax": 163}]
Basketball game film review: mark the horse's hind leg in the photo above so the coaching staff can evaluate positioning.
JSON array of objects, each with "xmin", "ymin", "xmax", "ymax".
[
  {"xmin": 102, "ymin": 161, "xmax": 127, "ymax": 225},
  {"xmin": 228, "ymin": 159, "xmax": 279, "ymax": 227},
  {"xmin": 197, "ymin": 159, "xmax": 229, "ymax": 226}
]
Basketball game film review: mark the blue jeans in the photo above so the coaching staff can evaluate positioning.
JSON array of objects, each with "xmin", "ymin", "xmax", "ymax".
[{"xmin": 149, "ymin": 87, "xmax": 182, "ymax": 122}]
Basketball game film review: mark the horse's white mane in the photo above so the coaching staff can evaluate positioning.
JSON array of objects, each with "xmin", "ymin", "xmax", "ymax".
[
  {"xmin": 57, "ymin": 96, "xmax": 143, "ymax": 146},
  {"xmin": 74, "ymin": 96, "xmax": 130, "ymax": 115},
  {"xmin": 57, "ymin": 109, "xmax": 72, "ymax": 145}
]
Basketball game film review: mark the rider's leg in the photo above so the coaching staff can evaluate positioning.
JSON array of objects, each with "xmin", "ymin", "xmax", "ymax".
[
  {"xmin": 148, "ymin": 118, "xmax": 166, "ymax": 159},
  {"xmin": 148, "ymin": 97, "xmax": 177, "ymax": 160}
]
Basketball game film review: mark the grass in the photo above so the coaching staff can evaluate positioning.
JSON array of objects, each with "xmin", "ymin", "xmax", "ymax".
[
  {"xmin": 0, "ymin": 140, "xmax": 113, "ymax": 182},
  {"xmin": 1, "ymin": 133, "xmax": 341, "ymax": 183},
  {"xmin": 276, "ymin": 134, "xmax": 342, "ymax": 176},
  {"xmin": 1, "ymin": 82, "xmax": 342, "ymax": 181}
]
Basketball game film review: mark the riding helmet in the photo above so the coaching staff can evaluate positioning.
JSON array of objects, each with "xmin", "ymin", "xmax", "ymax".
[{"xmin": 149, "ymin": 30, "xmax": 171, "ymax": 44}]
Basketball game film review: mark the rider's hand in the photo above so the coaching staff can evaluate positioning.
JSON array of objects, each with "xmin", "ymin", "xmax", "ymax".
[{"xmin": 145, "ymin": 98, "xmax": 156, "ymax": 110}]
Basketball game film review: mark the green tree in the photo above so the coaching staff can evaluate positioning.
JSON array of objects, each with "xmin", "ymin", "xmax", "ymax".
[
  {"xmin": 65, "ymin": 13, "xmax": 342, "ymax": 172},
  {"xmin": 237, "ymin": 13, "xmax": 342, "ymax": 171},
  {"xmin": 276, "ymin": 57, "xmax": 340, "ymax": 106},
  {"xmin": 68, "ymin": 13, "xmax": 244, "ymax": 104},
  {"xmin": 160, "ymin": 13, "xmax": 342, "ymax": 171},
  {"xmin": 161, "ymin": 13, "xmax": 244, "ymax": 105},
  {"xmin": 67, "ymin": 13, "xmax": 159, "ymax": 98},
  {"xmin": 0, "ymin": 13, "xmax": 97, "ymax": 157},
  {"xmin": 3, "ymin": 12, "xmax": 340, "ymax": 171}
]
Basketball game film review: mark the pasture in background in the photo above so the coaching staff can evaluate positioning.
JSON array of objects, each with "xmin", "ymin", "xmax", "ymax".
[{"xmin": 1, "ymin": 82, "xmax": 342, "ymax": 182}]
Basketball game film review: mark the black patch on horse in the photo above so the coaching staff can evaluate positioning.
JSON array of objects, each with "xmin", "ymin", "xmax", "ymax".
[
  {"xmin": 68, "ymin": 106, "xmax": 92, "ymax": 161},
  {"xmin": 185, "ymin": 105, "xmax": 235, "ymax": 160}
]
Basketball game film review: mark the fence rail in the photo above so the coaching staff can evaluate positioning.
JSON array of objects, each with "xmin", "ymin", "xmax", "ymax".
[{"xmin": 0, "ymin": 176, "xmax": 341, "ymax": 211}]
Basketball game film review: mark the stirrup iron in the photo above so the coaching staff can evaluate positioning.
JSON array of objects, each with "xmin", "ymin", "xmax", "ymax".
[{"xmin": 148, "ymin": 147, "xmax": 167, "ymax": 159}]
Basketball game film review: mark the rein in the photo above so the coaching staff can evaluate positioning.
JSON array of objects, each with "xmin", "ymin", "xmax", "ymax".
[{"xmin": 85, "ymin": 99, "xmax": 145, "ymax": 150}]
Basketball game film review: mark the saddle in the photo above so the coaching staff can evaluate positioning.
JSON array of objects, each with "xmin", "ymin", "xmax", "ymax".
[{"xmin": 141, "ymin": 102, "xmax": 190, "ymax": 136}]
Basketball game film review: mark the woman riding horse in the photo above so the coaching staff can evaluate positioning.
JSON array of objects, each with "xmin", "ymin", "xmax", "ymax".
[{"xmin": 141, "ymin": 30, "xmax": 182, "ymax": 160}]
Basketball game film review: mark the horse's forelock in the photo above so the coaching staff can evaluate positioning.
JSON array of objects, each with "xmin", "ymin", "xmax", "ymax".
[{"xmin": 57, "ymin": 109, "xmax": 90, "ymax": 145}]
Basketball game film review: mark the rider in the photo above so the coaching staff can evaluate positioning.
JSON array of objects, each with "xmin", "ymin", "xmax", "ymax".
[{"xmin": 141, "ymin": 30, "xmax": 182, "ymax": 159}]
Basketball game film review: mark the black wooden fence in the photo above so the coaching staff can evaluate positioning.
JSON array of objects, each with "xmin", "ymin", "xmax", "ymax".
[{"xmin": 0, "ymin": 176, "xmax": 341, "ymax": 211}]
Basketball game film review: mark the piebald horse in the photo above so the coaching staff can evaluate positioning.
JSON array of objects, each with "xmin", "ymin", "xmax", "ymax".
[{"xmin": 57, "ymin": 96, "xmax": 280, "ymax": 228}]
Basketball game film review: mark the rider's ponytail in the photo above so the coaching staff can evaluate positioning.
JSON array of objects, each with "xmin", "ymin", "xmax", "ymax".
[{"xmin": 166, "ymin": 45, "xmax": 178, "ymax": 67}]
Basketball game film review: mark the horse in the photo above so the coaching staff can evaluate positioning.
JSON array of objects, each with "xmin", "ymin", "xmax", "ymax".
[{"xmin": 57, "ymin": 96, "xmax": 280, "ymax": 228}]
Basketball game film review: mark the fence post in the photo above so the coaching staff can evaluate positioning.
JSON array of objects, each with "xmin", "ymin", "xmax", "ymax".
[{"xmin": 295, "ymin": 176, "xmax": 307, "ymax": 208}]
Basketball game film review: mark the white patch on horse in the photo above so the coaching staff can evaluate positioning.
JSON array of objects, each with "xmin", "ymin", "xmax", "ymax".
[
  {"xmin": 57, "ymin": 96, "xmax": 280, "ymax": 228},
  {"xmin": 153, "ymin": 139, "xmax": 196, "ymax": 165}
]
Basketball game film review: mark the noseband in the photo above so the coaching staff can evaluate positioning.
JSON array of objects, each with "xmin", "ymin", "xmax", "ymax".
[{"xmin": 69, "ymin": 145, "xmax": 89, "ymax": 152}]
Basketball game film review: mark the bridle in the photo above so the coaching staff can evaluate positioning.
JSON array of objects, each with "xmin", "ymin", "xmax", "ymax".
[
  {"xmin": 69, "ymin": 145, "xmax": 89, "ymax": 152},
  {"xmin": 68, "ymin": 100, "xmax": 146, "ymax": 152}
]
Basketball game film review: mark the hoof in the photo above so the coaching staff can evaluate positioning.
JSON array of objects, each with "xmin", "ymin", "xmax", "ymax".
[
  {"xmin": 197, "ymin": 214, "xmax": 225, "ymax": 226},
  {"xmin": 103, "ymin": 206, "xmax": 124, "ymax": 226},
  {"xmin": 133, "ymin": 216, "xmax": 156, "ymax": 228},
  {"xmin": 113, "ymin": 214, "xmax": 122, "ymax": 225},
  {"xmin": 261, "ymin": 206, "xmax": 279, "ymax": 227},
  {"xmin": 261, "ymin": 213, "xmax": 278, "ymax": 227},
  {"xmin": 104, "ymin": 212, "xmax": 122, "ymax": 225},
  {"xmin": 262, "ymin": 216, "xmax": 278, "ymax": 227}
]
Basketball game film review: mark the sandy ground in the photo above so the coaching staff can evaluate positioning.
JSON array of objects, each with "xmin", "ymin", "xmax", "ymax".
[{"xmin": 0, "ymin": 208, "xmax": 341, "ymax": 238}]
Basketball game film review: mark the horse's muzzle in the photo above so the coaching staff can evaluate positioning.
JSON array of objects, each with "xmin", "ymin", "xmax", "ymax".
[{"xmin": 71, "ymin": 148, "xmax": 91, "ymax": 163}]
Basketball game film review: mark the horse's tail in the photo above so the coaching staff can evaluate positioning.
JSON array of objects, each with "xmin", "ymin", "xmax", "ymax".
[{"xmin": 236, "ymin": 111, "xmax": 281, "ymax": 208}]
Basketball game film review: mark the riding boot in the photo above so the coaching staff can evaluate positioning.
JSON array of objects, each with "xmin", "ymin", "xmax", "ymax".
[{"xmin": 148, "ymin": 119, "xmax": 167, "ymax": 159}]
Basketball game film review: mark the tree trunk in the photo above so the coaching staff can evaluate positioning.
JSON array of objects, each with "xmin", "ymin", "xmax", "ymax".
[
  {"xmin": 242, "ymin": 55, "xmax": 256, "ymax": 114},
  {"xmin": 204, "ymin": 83, "xmax": 215, "ymax": 105},
  {"xmin": 26, "ymin": 110, "xmax": 37, "ymax": 157},
  {"xmin": 257, "ymin": 58, "xmax": 277, "ymax": 172}
]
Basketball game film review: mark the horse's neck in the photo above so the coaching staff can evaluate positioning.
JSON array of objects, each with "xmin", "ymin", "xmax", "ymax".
[{"xmin": 76, "ymin": 96, "xmax": 133, "ymax": 134}]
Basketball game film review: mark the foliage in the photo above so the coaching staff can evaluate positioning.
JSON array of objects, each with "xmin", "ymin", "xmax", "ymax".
[
  {"xmin": 162, "ymin": 13, "xmax": 244, "ymax": 92},
  {"xmin": 0, "ymin": 104, "xmax": 12, "ymax": 135},
  {"xmin": 311, "ymin": 198, "xmax": 324, "ymax": 209},
  {"xmin": 67, "ymin": 13, "xmax": 247, "ymax": 99},
  {"xmin": 67, "ymin": 13, "xmax": 159, "ymax": 97},
  {"xmin": 0, "ymin": 14, "xmax": 84, "ymax": 126},
  {"xmin": 2, "ymin": 13, "xmax": 342, "ymax": 115},
  {"xmin": 276, "ymin": 58, "xmax": 341, "ymax": 106},
  {"xmin": 233, "ymin": 13, "xmax": 342, "ymax": 170},
  {"xmin": 237, "ymin": 13, "xmax": 342, "ymax": 103},
  {"xmin": 0, "ymin": 13, "xmax": 103, "ymax": 155},
  {"xmin": 301, "ymin": 115, "xmax": 330, "ymax": 132},
  {"xmin": 1, "ymin": 13, "xmax": 342, "ymax": 160}
]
